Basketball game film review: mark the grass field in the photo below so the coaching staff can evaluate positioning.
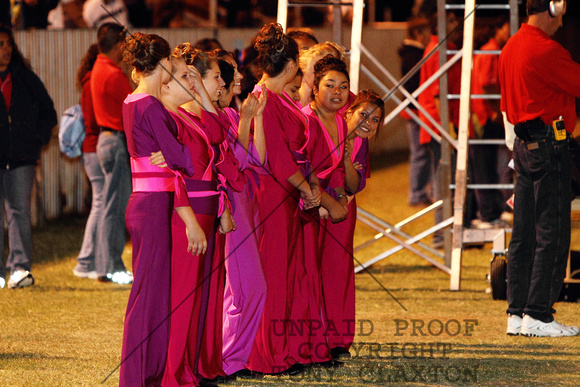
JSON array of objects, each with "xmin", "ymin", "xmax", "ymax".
[{"xmin": 1, "ymin": 152, "xmax": 579, "ymax": 386}]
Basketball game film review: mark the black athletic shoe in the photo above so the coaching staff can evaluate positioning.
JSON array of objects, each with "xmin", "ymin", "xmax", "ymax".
[{"xmin": 330, "ymin": 346, "xmax": 352, "ymax": 360}]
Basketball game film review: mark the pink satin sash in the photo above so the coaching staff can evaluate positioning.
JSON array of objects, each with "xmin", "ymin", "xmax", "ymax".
[{"xmin": 131, "ymin": 157, "xmax": 176, "ymax": 192}]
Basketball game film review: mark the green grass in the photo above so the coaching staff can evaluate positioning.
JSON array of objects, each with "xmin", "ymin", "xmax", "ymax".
[{"xmin": 1, "ymin": 152, "xmax": 579, "ymax": 386}]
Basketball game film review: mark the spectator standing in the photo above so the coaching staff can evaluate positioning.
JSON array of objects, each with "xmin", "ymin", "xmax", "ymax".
[
  {"xmin": 469, "ymin": 19, "xmax": 511, "ymax": 228},
  {"xmin": 500, "ymin": 0, "xmax": 579, "ymax": 337},
  {"xmin": 72, "ymin": 43, "xmax": 101, "ymax": 279},
  {"xmin": 398, "ymin": 17, "xmax": 432, "ymax": 206},
  {"xmin": 91, "ymin": 23, "xmax": 133, "ymax": 283},
  {"xmin": 0, "ymin": 24, "xmax": 57, "ymax": 288},
  {"xmin": 417, "ymin": 11, "xmax": 461, "ymax": 248}
]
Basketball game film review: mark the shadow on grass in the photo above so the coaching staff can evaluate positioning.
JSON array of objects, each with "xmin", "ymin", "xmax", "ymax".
[
  {"xmin": 0, "ymin": 352, "xmax": 76, "ymax": 361},
  {"xmin": 28, "ymin": 285, "xmax": 130, "ymax": 293}
]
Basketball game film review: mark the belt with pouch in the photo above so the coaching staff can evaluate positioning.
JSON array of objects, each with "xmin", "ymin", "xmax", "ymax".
[{"xmin": 100, "ymin": 126, "xmax": 124, "ymax": 136}]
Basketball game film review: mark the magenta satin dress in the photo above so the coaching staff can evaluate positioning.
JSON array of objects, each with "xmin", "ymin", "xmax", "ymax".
[
  {"xmin": 162, "ymin": 108, "xmax": 225, "ymax": 387},
  {"xmin": 221, "ymin": 107, "xmax": 267, "ymax": 375},
  {"xmin": 120, "ymin": 94, "xmax": 194, "ymax": 387},
  {"xmin": 299, "ymin": 104, "xmax": 347, "ymax": 362},
  {"xmin": 247, "ymin": 87, "xmax": 307, "ymax": 374},
  {"xmin": 321, "ymin": 135, "xmax": 369, "ymax": 350}
]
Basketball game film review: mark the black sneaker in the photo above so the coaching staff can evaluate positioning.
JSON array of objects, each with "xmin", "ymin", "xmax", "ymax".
[
  {"xmin": 279, "ymin": 363, "xmax": 306, "ymax": 376},
  {"xmin": 231, "ymin": 369, "xmax": 263, "ymax": 379},
  {"xmin": 330, "ymin": 346, "xmax": 351, "ymax": 360}
]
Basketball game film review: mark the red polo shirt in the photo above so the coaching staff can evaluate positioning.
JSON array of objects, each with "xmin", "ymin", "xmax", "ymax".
[
  {"xmin": 417, "ymin": 35, "xmax": 462, "ymax": 144},
  {"xmin": 499, "ymin": 23, "xmax": 580, "ymax": 132},
  {"xmin": 90, "ymin": 54, "xmax": 132, "ymax": 132},
  {"xmin": 472, "ymin": 38, "xmax": 500, "ymax": 126}
]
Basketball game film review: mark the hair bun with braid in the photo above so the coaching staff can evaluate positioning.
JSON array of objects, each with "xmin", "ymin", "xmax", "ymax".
[{"xmin": 123, "ymin": 32, "xmax": 170, "ymax": 73}]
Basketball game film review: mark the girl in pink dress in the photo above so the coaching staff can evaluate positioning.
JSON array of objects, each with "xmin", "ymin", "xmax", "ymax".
[
  {"xmin": 177, "ymin": 45, "xmax": 237, "ymax": 382},
  {"xmin": 159, "ymin": 49, "xmax": 229, "ymax": 387},
  {"xmin": 247, "ymin": 23, "xmax": 322, "ymax": 375},
  {"xmin": 298, "ymin": 55, "xmax": 351, "ymax": 365},
  {"xmin": 216, "ymin": 56, "xmax": 270, "ymax": 378},
  {"xmin": 323, "ymin": 89, "xmax": 385, "ymax": 360},
  {"xmin": 120, "ymin": 33, "xmax": 199, "ymax": 387}
]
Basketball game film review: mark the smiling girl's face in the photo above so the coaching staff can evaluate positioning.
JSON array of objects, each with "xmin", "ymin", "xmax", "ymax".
[
  {"xmin": 346, "ymin": 101, "xmax": 382, "ymax": 139},
  {"xmin": 202, "ymin": 60, "xmax": 225, "ymax": 102}
]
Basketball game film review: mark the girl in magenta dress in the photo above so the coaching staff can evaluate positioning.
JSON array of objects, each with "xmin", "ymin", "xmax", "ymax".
[
  {"xmin": 246, "ymin": 23, "xmax": 322, "ymax": 375},
  {"xmin": 177, "ymin": 45, "xmax": 238, "ymax": 382},
  {"xmin": 299, "ymin": 56, "xmax": 352, "ymax": 364},
  {"xmin": 216, "ymin": 56, "xmax": 270, "ymax": 377},
  {"xmin": 322, "ymin": 90, "xmax": 385, "ymax": 359},
  {"xmin": 120, "ymin": 33, "xmax": 198, "ymax": 387},
  {"xmin": 159, "ymin": 49, "xmax": 230, "ymax": 387}
]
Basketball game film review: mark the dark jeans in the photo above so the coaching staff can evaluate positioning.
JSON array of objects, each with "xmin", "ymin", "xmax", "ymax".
[
  {"xmin": 507, "ymin": 123, "xmax": 571, "ymax": 323},
  {"xmin": 469, "ymin": 119, "xmax": 513, "ymax": 221},
  {"xmin": 406, "ymin": 119, "xmax": 432, "ymax": 204}
]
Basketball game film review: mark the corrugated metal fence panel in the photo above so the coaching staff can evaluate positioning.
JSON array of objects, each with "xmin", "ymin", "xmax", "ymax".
[{"xmin": 11, "ymin": 28, "xmax": 258, "ymax": 224}]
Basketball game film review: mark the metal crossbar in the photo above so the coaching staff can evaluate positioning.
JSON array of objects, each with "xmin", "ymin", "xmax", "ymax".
[{"xmin": 355, "ymin": 206, "xmax": 452, "ymax": 274}]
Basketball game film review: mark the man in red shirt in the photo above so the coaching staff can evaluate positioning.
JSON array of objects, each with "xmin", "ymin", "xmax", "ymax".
[
  {"xmin": 417, "ymin": 11, "xmax": 461, "ymax": 247},
  {"xmin": 91, "ymin": 23, "xmax": 134, "ymax": 284},
  {"xmin": 499, "ymin": 0, "xmax": 580, "ymax": 337},
  {"xmin": 469, "ymin": 19, "xmax": 512, "ymax": 229}
]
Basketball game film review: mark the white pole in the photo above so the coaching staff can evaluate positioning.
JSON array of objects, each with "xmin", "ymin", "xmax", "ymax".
[
  {"xmin": 277, "ymin": 0, "xmax": 288, "ymax": 32},
  {"xmin": 349, "ymin": 0, "xmax": 364, "ymax": 93},
  {"xmin": 450, "ymin": 0, "xmax": 476, "ymax": 291}
]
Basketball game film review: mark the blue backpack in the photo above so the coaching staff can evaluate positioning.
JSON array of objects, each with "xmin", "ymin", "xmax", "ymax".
[{"xmin": 58, "ymin": 104, "xmax": 85, "ymax": 158}]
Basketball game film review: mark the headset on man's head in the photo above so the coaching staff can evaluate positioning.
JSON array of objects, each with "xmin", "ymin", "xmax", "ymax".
[
  {"xmin": 528, "ymin": 0, "xmax": 566, "ymax": 17},
  {"xmin": 549, "ymin": 0, "xmax": 566, "ymax": 18}
]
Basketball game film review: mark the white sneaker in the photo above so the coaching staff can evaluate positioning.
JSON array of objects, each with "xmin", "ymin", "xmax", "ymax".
[
  {"xmin": 7, "ymin": 270, "xmax": 35, "ymax": 289},
  {"xmin": 521, "ymin": 315, "xmax": 577, "ymax": 337},
  {"xmin": 109, "ymin": 271, "xmax": 133, "ymax": 285},
  {"xmin": 552, "ymin": 320, "xmax": 579, "ymax": 336},
  {"xmin": 0, "ymin": 277, "xmax": 5, "ymax": 288},
  {"xmin": 506, "ymin": 314, "xmax": 522, "ymax": 336},
  {"xmin": 72, "ymin": 269, "xmax": 98, "ymax": 280}
]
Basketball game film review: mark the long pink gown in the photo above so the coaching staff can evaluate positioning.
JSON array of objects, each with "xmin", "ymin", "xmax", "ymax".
[
  {"xmin": 162, "ymin": 108, "xmax": 225, "ymax": 386},
  {"xmin": 221, "ymin": 107, "xmax": 267, "ymax": 375},
  {"xmin": 247, "ymin": 87, "xmax": 307, "ymax": 374},
  {"xmin": 121, "ymin": 94, "xmax": 193, "ymax": 387},
  {"xmin": 321, "ymin": 135, "xmax": 369, "ymax": 351},
  {"xmin": 298, "ymin": 104, "xmax": 347, "ymax": 361}
]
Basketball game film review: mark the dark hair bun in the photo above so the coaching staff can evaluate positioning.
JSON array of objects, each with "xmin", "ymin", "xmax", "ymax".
[
  {"xmin": 123, "ymin": 32, "xmax": 170, "ymax": 73},
  {"xmin": 314, "ymin": 54, "xmax": 347, "ymax": 75},
  {"xmin": 255, "ymin": 23, "xmax": 288, "ymax": 56},
  {"xmin": 254, "ymin": 23, "xmax": 298, "ymax": 77}
]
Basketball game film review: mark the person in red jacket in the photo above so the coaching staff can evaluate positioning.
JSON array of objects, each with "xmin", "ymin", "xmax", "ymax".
[
  {"xmin": 469, "ymin": 19, "xmax": 512, "ymax": 229},
  {"xmin": 417, "ymin": 11, "xmax": 461, "ymax": 248},
  {"xmin": 500, "ymin": 0, "xmax": 579, "ymax": 338},
  {"xmin": 72, "ymin": 43, "xmax": 102, "ymax": 280},
  {"xmin": 91, "ymin": 23, "xmax": 134, "ymax": 284}
]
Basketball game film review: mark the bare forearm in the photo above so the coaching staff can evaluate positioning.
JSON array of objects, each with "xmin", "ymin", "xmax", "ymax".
[
  {"xmin": 287, "ymin": 170, "xmax": 312, "ymax": 196},
  {"xmin": 237, "ymin": 116, "xmax": 251, "ymax": 150},
  {"xmin": 253, "ymin": 115, "xmax": 266, "ymax": 164}
]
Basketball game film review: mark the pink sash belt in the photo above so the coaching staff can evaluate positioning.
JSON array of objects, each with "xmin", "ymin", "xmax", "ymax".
[{"xmin": 131, "ymin": 157, "xmax": 176, "ymax": 192}]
